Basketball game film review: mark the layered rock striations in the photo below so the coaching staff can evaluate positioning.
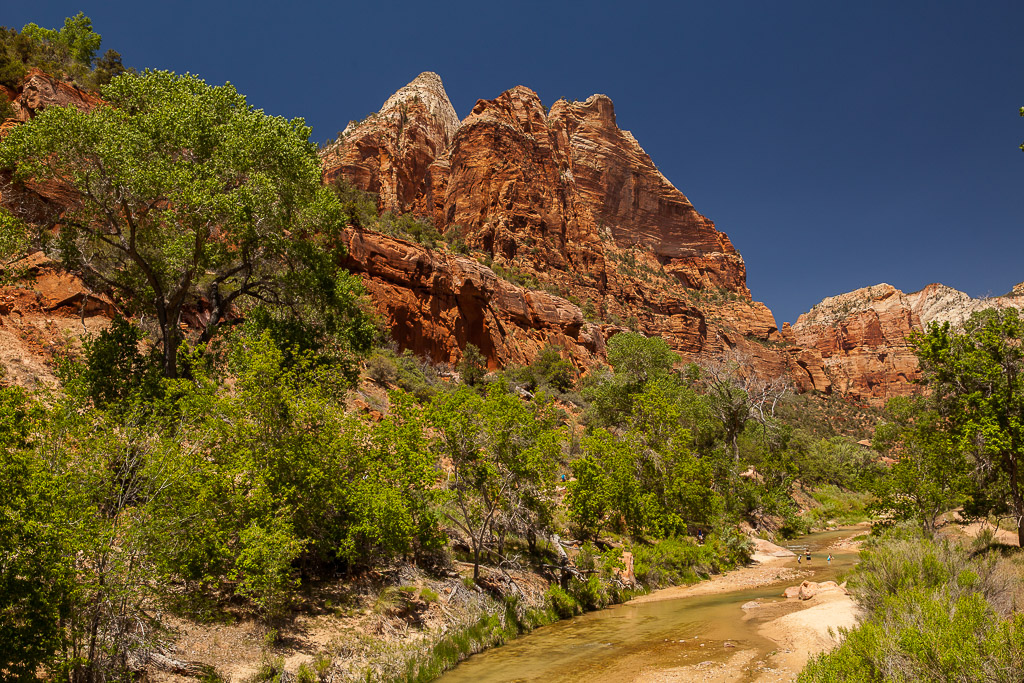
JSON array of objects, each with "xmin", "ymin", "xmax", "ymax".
[
  {"xmin": 323, "ymin": 73, "xmax": 814, "ymax": 385},
  {"xmin": 792, "ymin": 282, "xmax": 1024, "ymax": 402}
]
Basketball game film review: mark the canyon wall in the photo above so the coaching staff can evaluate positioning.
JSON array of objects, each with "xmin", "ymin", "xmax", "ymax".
[
  {"xmin": 322, "ymin": 72, "xmax": 827, "ymax": 389},
  {"xmin": 5, "ymin": 68, "xmax": 1018, "ymax": 404},
  {"xmin": 792, "ymin": 282, "xmax": 1024, "ymax": 402}
]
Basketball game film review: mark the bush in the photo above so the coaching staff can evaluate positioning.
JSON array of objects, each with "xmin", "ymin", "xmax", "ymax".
[
  {"xmin": 545, "ymin": 586, "xmax": 581, "ymax": 618},
  {"xmin": 568, "ymin": 574, "xmax": 608, "ymax": 611},
  {"xmin": 800, "ymin": 530, "xmax": 1024, "ymax": 682}
]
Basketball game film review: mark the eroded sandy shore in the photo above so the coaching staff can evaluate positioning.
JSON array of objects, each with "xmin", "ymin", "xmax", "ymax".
[{"xmin": 630, "ymin": 533, "xmax": 865, "ymax": 682}]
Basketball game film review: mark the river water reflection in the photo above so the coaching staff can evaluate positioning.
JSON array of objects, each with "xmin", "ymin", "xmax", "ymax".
[{"xmin": 438, "ymin": 528, "xmax": 862, "ymax": 683}]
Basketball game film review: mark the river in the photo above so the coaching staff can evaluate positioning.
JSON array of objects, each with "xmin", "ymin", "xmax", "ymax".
[{"xmin": 438, "ymin": 528, "xmax": 862, "ymax": 683}]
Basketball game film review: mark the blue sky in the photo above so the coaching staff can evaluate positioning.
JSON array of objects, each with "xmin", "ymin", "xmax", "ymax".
[{"xmin": 7, "ymin": 2, "xmax": 1024, "ymax": 325}]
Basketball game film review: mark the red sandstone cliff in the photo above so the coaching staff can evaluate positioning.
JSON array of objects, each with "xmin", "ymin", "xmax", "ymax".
[
  {"xmin": 12, "ymin": 67, "xmax": 1010, "ymax": 405},
  {"xmin": 791, "ymin": 282, "xmax": 1024, "ymax": 403},
  {"xmin": 322, "ymin": 72, "xmax": 819, "ymax": 387}
]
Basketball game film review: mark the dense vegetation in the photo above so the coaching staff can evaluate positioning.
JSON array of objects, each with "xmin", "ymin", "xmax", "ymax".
[
  {"xmin": 800, "ymin": 527, "xmax": 1024, "ymax": 682},
  {"xmin": 4, "ymin": 15, "xmax": 1022, "ymax": 681},
  {"xmin": 798, "ymin": 309, "xmax": 1024, "ymax": 681}
]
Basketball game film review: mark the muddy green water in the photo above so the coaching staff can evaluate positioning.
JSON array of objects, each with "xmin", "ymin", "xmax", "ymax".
[{"xmin": 437, "ymin": 528, "xmax": 862, "ymax": 683}]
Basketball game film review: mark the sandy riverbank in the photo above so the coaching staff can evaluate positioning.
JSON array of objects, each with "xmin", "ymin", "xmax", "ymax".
[{"xmin": 632, "ymin": 533, "xmax": 865, "ymax": 682}]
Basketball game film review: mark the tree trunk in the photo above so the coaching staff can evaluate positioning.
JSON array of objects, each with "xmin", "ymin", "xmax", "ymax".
[
  {"xmin": 1008, "ymin": 454, "xmax": 1024, "ymax": 548},
  {"xmin": 161, "ymin": 319, "xmax": 179, "ymax": 379}
]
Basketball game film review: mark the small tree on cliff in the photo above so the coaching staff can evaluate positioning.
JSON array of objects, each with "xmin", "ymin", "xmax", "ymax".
[
  {"xmin": 0, "ymin": 70, "xmax": 373, "ymax": 378},
  {"xmin": 914, "ymin": 309, "xmax": 1024, "ymax": 545}
]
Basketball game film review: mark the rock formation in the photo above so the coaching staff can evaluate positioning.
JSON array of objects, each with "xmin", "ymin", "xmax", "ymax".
[
  {"xmin": 6, "ymin": 67, "xmax": 1015, "ymax": 406},
  {"xmin": 792, "ymin": 282, "xmax": 1024, "ymax": 403},
  {"xmin": 323, "ymin": 72, "xmax": 819, "ymax": 387}
]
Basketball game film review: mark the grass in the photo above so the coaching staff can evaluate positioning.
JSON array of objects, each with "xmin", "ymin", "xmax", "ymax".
[{"xmin": 801, "ymin": 485, "xmax": 873, "ymax": 529}]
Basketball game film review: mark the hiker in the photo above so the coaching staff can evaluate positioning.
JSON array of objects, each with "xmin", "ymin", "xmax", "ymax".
[
  {"xmin": 827, "ymin": 554, "xmax": 833, "ymax": 565},
  {"xmin": 797, "ymin": 554, "xmax": 801, "ymax": 565},
  {"xmin": 806, "ymin": 551, "xmax": 811, "ymax": 562}
]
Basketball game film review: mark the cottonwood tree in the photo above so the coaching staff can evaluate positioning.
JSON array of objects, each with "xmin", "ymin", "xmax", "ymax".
[
  {"xmin": 915, "ymin": 309, "xmax": 1024, "ymax": 545},
  {"xmin": 871, "ymin": 396, "xmax": 970, "ymax": 532},
  {"xmin": 428, "ymin": 383, "xmax": 560, "ymax": 580},
  {"xmin": 0, "ymin": 70, "xmax": 372, "ymax": 378}
]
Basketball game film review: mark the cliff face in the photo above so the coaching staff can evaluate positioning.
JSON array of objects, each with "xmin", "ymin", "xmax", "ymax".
[
  {"xmin": 792, "ymin": 282, "xmax": 1024, "ymax": 402},
  {"xmin": 11, "ymin": 67, "xmax": 1011, "ymax": 405},
  {"xmin": 323, "ymin": 73, "xmax": 810, "ymax": 384}
]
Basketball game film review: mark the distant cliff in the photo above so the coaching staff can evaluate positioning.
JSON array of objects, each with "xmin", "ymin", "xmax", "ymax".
[{"xmin": 791, "ymin": 282, "xmax": 1024, "ymax": 402}]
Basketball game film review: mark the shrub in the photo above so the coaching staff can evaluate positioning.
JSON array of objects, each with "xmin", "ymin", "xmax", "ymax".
[
  {"xmin": 800, "ymin": 530, "xmax": 1024, "ymax": 682},
  {"xmin": 545, "ymin": 586, "xmax": 581, "ymax": 618}
]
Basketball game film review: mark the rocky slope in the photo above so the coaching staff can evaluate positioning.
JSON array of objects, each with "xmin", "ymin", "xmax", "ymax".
[
  {"xmin": 0, "ymin": 69, "xmax": 116, "ymax": 387},
  {"xmin": 792, "ymin": 282, "xmax": 1024, "ymax": 402},
  {"xmin": 322, "ymin": 72, "xmax": 830, "ymax": 389}
]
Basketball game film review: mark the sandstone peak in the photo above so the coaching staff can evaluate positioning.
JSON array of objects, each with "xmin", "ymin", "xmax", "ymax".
[
  {"xmin": 792, "ymin": 280, "xmax": 1024, "ymax": 403},
  {"xmin": 381, "ymin": 71, "xmax": 458, "ymax": 135},
  {"xmin": 579, "ymin": 93, "xmax": 616, "ymax": 124},
  {"xmin": 320, "ymin": 73, "xmax": 785, "ymax": 384}
]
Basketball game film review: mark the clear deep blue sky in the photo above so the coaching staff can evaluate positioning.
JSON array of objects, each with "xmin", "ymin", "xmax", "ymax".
[{"xmin": 7, "ymin": 2, "xmax": 1024, "ymax": 324}]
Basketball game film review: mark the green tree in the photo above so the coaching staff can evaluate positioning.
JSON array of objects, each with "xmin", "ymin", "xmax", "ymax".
[
  {"xmin": 583, "ymin": 332, "xmax": 680, "ymax": 428},
  {"xmin": 20, "ymin": 12, "xmax": 102, "ymax": 74},
  {"xmin": 915, "ymin": 309, "xmax": 1024, "ymax": 545},
  {"xmin": 458, "ymin": 343, "xmax": 488, "ymax": 387},
  {"xmin": 531, "ymin": 344, "xmax": 576, "ymax": 393},
  {"xmin": 606, "ymin": 331, "xmax": 678, "ymax": 387},
  {"xmin": 428, "ymin": 384, "xmax": 560, "ymax": 579},
  {"xmin": 0, "ymin": 388, "xmax": 72, "ymax": 681},
  {"xmin": 0, "ymin": 70, "xmax": 372, "ymax": 378},
  {"xmin": 871, "ymin": 396, "xmax": 970, "ymax": 531},
  {"xmin": 566, "ymin": 454, "xmax": 610, "ymax": 541}
]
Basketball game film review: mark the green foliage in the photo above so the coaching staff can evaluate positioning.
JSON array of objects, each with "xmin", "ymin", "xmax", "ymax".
[
  {"xmin": 630, "ymin": 532, "xmax": 749, "ymax": 589},
  {"xmin": 544, "ymin": 586, "xmax": 582, "ymax": 618},
  {"xmin": 0, "ymin": 207, "xmax": 29, "ymax": 264},
  {"xmin": 0, "ymin": 69, "xmax": 373, "ymax": 379},
  {"xmin": 792, "ymin": 436, "xmax": 878, "ymax": 490},
  {"xmin": 504, "ymin": 344, "xmax": 577, "ymax": 396},
  {"xmin": 0, "ymin": 93, "xmax": 13, "ymax": 122},
  {"xmin": 232, "ymin": 518, "xmax": 306, "ymax": 619},
  {"xmin": 800, "ymin": 531, "xmax": 1024, "ymax": 682},
  {"xmin": 914, "ymin": 309, "xmax": 1024, "ymax": 544},
  {"xmin": 870, "ymin": 395, "xmax": 970, "ymax": 531},
  {"xmin": 365, "ymin": 348, "xmax": 444, "ymax": 401},
  {"xmin": 70, "ymin": 315, "xmax": 161, "ymax": 410},
  {"xmin": 566, "ymin": 453, "xmax": 610, "ymax": 540},
  {"xmin": 330, "ymin": 178, "xmax": 379, "ymax": 230},
  {"xmin": 21, "ymin": 13, "xmax": 102, "ymax": 70},
  {"xmin": 530, "ymin": 344, "xmax": 576, "ymax": 393},
  {"xmin": 0, "ymin": 15, "xmax": 126, "ymax": 90},
  {"xmin": 428, "ymin": 383, "xmax": 560, "ymax": 579},
  {"xmin": 458, "ymin": 343, "xmax": 488, "ymax": 387},
  {"xmin": 0, "ymin": 389, "xmax": 71, "ymax": 680},
  {"xmin": 606, "ymin": 331, "xmax": 678, "ymax": 384},
  {"xmin": 801, "ymin": 485, "xmax": 873, "ymax": 528}
]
